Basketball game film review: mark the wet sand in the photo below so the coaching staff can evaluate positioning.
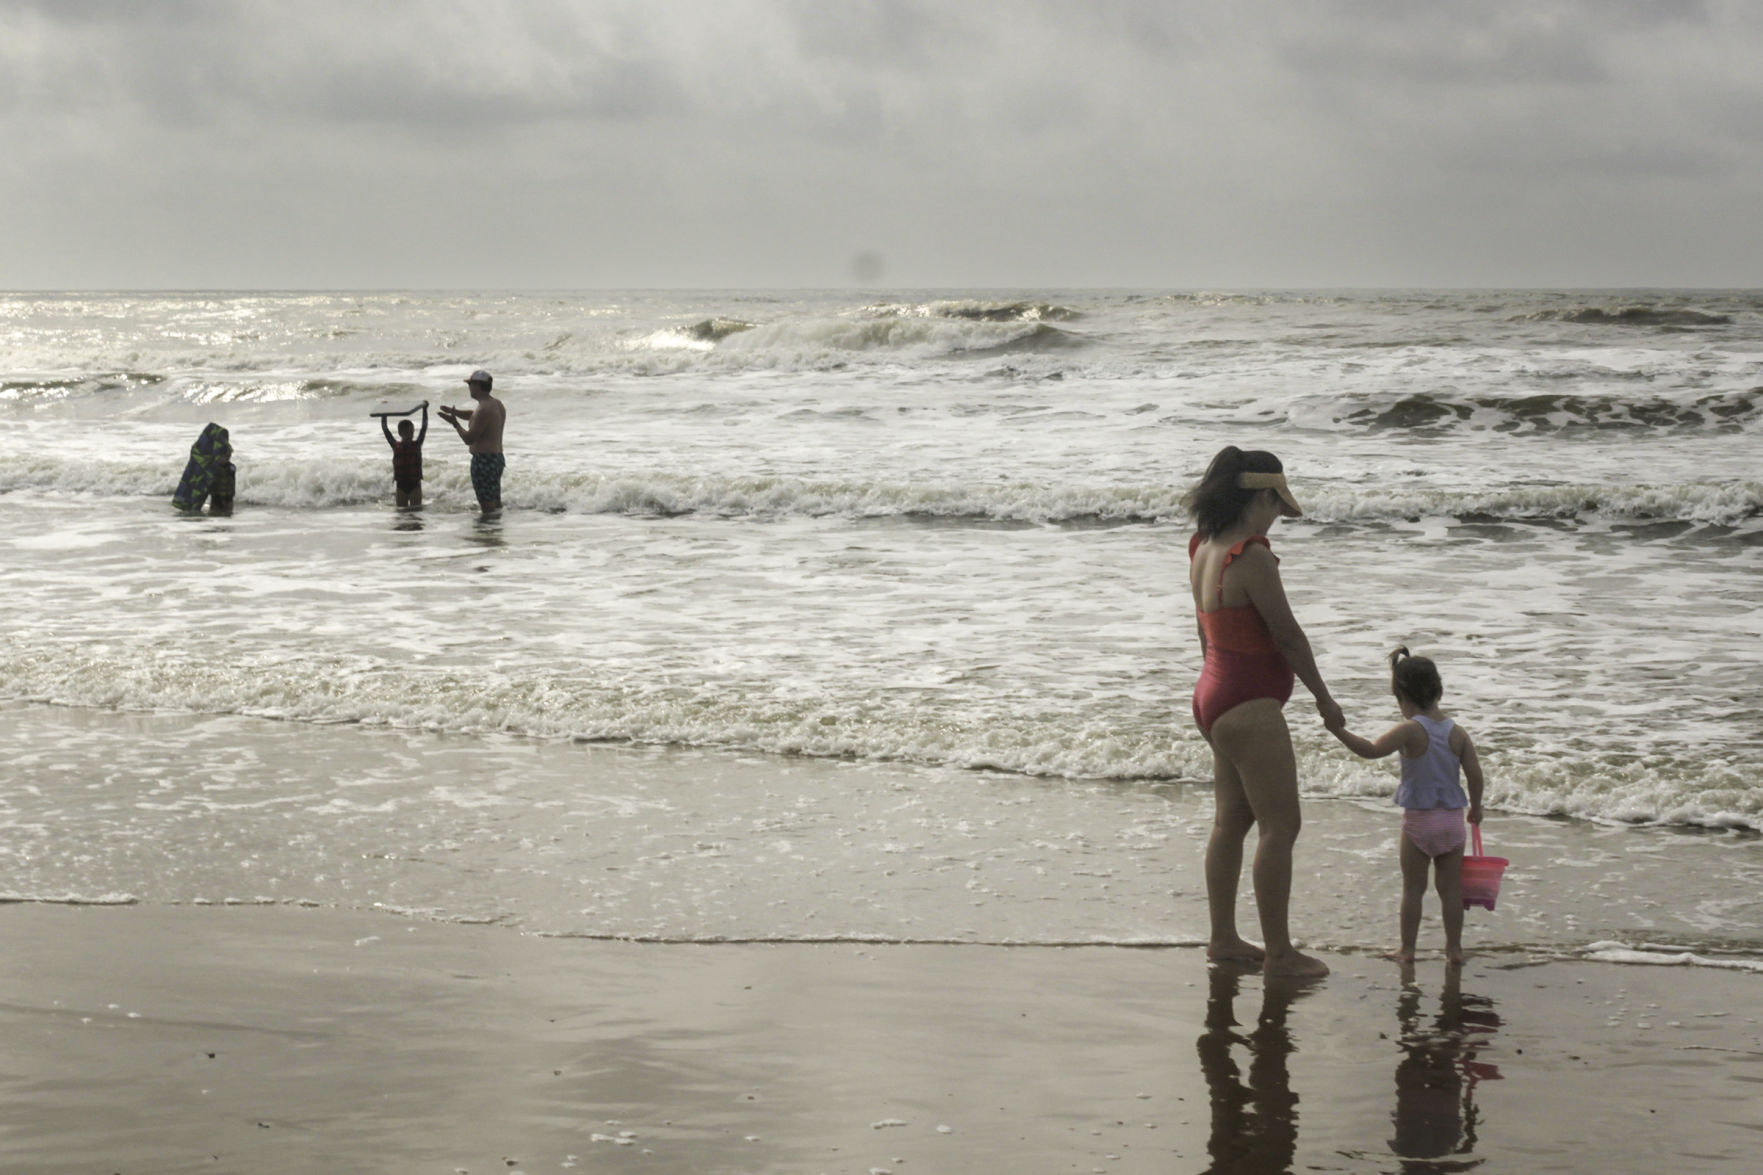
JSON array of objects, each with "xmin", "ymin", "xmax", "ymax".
[{"xmin": 2, "ymin": 903, "xmax": 1759, "ymax": 1173}]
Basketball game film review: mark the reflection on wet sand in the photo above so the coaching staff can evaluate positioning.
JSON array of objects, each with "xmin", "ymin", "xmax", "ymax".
[
  {"xmin": 1197, "ymin": 965, "xmax": 1315, "ymax": 1175},
  {"xmin": 1389, "ymin": 964, "xmax": 1503, "ymax": 1172}
]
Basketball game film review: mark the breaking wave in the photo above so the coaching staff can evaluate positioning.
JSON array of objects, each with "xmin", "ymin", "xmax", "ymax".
[
  {"xmin": 713, "ymin": 314, "xmax": 1083, "ymax": 362},
  {"xmin": 1311, "ymin": 389, "xmax": 1762, "ymax": 434},
  {"xmin": 1524, "ymin": 305, "xmax": 1734, "ymax": 328},
  {"xmin": 615, "ymin": 310, "xmax": 1084, "ymax": 368},
  {"xmin": 629, "ymin": 317, "xmax": 759, "ymax": 353},
  {"xmin": 862, "ymin": 299, "xmax": 1082, "ymax": 322},
  {"xmin": 0, "ymin": 372, "xmax": 167, "ymax": 403},
  {"xmin": 0, "ymin": 644, "xmax": 1196, "ymax": 784},
  {"xmin": 4, "ymin": 454, "xmax": 1758, "ymax": 527},
  {"xmin": 5, "ymin": 643, "xmax": 1755, "ymax": 830},
  {"xmin": 0, "ymin": 373, "xmax": 430, "ymax": 408}
]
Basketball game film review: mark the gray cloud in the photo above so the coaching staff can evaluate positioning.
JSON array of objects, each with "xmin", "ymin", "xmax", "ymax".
[
  {"xmin": 2, "ymin": 0, "xmax": 1760, "ymax": 287},
  {"xmin": 2, "ymin": 1, "xmax": 690, "ymax": 130}
]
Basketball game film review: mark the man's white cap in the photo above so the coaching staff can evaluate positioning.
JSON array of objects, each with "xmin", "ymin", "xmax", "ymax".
[{"xmin": 466, "ymin": 369, "xmax": 493, "ymax": 387}]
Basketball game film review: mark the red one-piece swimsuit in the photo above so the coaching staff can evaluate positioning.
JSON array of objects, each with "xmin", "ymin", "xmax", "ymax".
[{"xmin": 1190, "ymin": 533, "xmax": 1295, "ymax": 737}]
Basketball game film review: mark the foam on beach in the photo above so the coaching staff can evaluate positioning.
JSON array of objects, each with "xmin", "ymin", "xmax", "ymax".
[
  {"xmin": 1583, "ymin": 941, "xmax": 1763, "ymax": 972},
  {"xmin": 7, "ymin": 629, "xmax": 1761, "ymax": 833}
]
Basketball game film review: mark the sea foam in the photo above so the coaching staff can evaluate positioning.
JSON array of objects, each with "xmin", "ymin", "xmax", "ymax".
[{"xmin": 3, "ymin": 453, "xmax": 1757, "ymax": 527}]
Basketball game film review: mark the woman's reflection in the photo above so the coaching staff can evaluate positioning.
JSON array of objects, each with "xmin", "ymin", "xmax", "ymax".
[
  {"xmin": 1197, "ymin": 965, "xmax": 1315, "ymax": 1174},
  {"xmin": 1389, "ymin": 964, "xmax": 1502, "ymax": 1172}
]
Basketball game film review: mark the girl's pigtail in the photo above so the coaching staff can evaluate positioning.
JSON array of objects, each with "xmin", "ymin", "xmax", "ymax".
[
  {"xmin": 1389, "ymin": 646, "xmax": 1442, "ymax": 709},
  {"xmin": 1388, "ymin": 647, "xmax": 1408, "ymax": 704}
]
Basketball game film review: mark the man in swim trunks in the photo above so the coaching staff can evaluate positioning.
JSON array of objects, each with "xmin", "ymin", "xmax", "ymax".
[{"xmin": 440, "ymin": 369, "xmax": 506, "ymax": 512}]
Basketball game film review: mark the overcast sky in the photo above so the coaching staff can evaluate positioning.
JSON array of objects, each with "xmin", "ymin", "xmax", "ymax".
[{"xmin": 3, "ymin": 0, "xmax": 1760, "ymax": 289}]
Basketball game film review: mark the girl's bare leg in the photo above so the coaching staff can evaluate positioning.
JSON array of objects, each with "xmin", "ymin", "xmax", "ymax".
[
  {"xmin": 1391, "ymin": 832, "xmax": 1431, "ymax": 963},
  {"xmin": 1435, "ymin": 845, "xmax": 1466, "ymax": 964}
]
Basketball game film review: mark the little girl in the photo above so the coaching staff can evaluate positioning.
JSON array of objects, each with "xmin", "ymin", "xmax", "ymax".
[{"xmin": 1332, "ymin": 647, "xmax": 1485, "ymax": 964}]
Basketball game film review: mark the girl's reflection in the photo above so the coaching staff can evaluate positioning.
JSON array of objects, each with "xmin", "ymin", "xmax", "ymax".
[
  {"xmin": 1389, "ymin": 964, "xmax": 1502, "ymax": 1172},
  {"xmin": 1197, "ymin": 966, "xmax": 1315, "ymax": 1175}
]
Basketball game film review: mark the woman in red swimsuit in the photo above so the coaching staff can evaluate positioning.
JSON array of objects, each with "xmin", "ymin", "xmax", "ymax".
[{"xmin": 1187, "ymin": 446, "xmax": 1342, "ymax": 979}]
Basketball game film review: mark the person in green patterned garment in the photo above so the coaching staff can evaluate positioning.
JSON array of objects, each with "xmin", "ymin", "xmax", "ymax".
[{"xmin": 172, "ymin": 423, "xmax": 234, "ymax": 513}]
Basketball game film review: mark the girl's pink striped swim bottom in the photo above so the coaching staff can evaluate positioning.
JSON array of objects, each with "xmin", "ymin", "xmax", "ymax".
[{"xmin": 1402, "ymin": 807, "xmax": 1467, "ymax": 858}]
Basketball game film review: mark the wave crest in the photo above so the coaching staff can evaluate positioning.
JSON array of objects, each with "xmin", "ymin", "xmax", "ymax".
[
  {"xmin": 0, "ymin": 645, "xmax": 1198, "ymax": 784},
  {"xmin": 7, "ymin": 644, "xmax": 1755, "ymax": 831},
  {"xmin": 717, "ymin": 315, "xmax": 1082, "ymax": 362},
  {"xmin": 1330, "ymin": 389, "xmax": 1762, "ymax": 434},
  {"xmin": 4, "ymin": 454, "xmax": 1758, "ymax": 527},
  {"xmin": 0, "ymin": 374, "xmax": 427, "ymax": 408},
  {"xmin": 1523, "ymin": 305, "xmax": 1733, "ymax": 328},
  {"xmin": 862, "ymin": 299, "xmax": 1082, "ymax": 323},
  {"xmin": 0, "ymin": 372, "xmax": 166, "ymax": 404}
]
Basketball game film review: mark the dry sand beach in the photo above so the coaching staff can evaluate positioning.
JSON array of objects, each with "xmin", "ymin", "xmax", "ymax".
[{"xmin": 3, "ymin": 903, "xmax": 1761, "ymax": 1174}]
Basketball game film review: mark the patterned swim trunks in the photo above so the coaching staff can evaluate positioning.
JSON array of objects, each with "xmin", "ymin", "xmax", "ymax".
[
  {"xmin": 1402, "ymin": 807, "xmax": 1467, "ymax": 858},
  {"xmin": 470, "ymin": 452, "xmax": 505, "ymax": 506}
]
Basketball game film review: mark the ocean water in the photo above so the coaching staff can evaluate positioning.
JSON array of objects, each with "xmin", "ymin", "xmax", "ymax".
[{"xmin": 2, "ymin": 289, "xmax": 1759, "ymax": 960}]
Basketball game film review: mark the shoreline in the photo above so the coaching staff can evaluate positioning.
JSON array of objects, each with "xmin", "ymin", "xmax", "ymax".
[
  {"xmin": 3, "ymin": 903, "xmax": 1759, "ymax": 1173},
  {"xmin": 2, "ymin": 701, "xmax": 1760, "ymax": 961}
]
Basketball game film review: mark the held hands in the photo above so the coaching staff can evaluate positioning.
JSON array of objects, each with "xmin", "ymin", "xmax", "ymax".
[{"xmin": 1317, "ymin": 696, "xmax": 1345, "ymax": 733}]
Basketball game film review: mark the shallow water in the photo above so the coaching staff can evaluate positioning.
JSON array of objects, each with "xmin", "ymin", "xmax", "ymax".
[
  {"xmin": 4, "ymin": 704, "xmax": 1758, "ymax": 966},
  {"xmin": 2, "ymin": 288, "xmax": 1759, "ymax": 959}
]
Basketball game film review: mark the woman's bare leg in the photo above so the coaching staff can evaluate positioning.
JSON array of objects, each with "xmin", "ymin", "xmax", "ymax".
[
  {"xmin": 1209, "ymin": 700, "xmax": 1328, "ymax": 979},
  {"xmin": 1205, "ymin": 746, "xmax": 1264, "ymax": 963}
]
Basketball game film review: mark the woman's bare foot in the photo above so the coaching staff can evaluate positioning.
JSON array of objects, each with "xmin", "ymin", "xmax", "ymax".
[
  {"xmin": 1446, "ymin": 948, "xmax": 1467, "ymax": 966},
  {"xmin": 1263, "ymin": 948, "xmax": 1329, "ymax": 979},
  {"xmin": 1382, "ymin": 948, "xmax": 1416, "ymax": 964},
  {"xmin": 1207, "ymin": 937, "xmax": 1267, "ymax": 965}
]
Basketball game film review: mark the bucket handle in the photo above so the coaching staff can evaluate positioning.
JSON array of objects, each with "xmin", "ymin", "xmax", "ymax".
[{"xmin": 1471, "ymin": 824, "xmax": 1484, "ymax": 858}]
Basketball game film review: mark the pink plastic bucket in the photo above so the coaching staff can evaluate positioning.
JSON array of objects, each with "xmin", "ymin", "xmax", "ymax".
[{"xmin": 1462, "ymin": 826, "xmax": 1508, "ymax": 911}]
